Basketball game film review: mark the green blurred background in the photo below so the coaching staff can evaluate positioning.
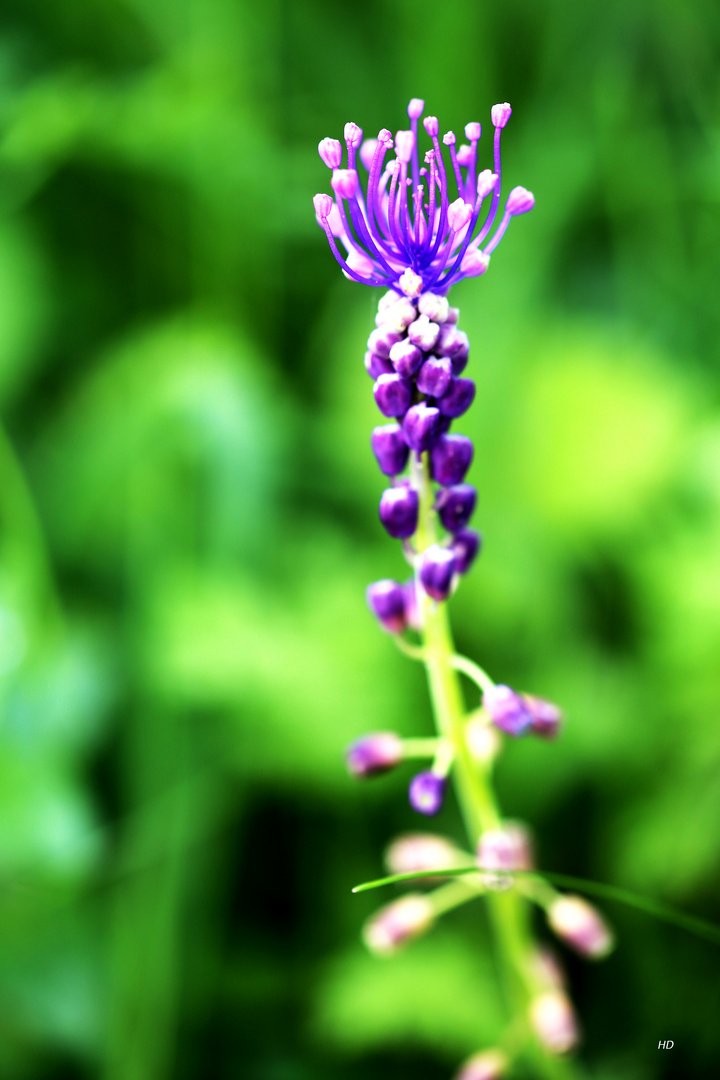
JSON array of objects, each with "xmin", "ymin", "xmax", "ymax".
[{"xmin": 0, "ymin": 0, "xmax": 719, "ymax": 1077}]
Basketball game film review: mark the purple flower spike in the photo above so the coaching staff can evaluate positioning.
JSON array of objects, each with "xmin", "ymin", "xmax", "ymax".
[
  {"xmin": 430, "ymin": 434, "xmax": 474, "ymax": 486},
  {"xmin": 371, "ymin": 424, "xmax": 409, "ymax": 476},
  {"xmin": 439, "ymin": 377, "xmax": 476, "ymax": 418},
  {"xmin": 366, "ymin": 579, "xmax": 407, "ymax": 633},
  {"xmin": 364, "ymin": 351, "xmax": 393, "ymax": 379},
  {"xmin": 314, "ymin": 99, "xmax": 532, "ymax": 293},
  {"xmin": 403, "ymin": 404, "xmax": 441, "ymax": 452},
  {"xmin": 524, "ymin": 694, "xmax": 563, "ymax": 739},
  {"xmin": 416, "ymin": 356, "xmax": 453, "ymax": 398},
  {"xmin": 346, "ymin": 731, "xmax": 404, "ymax": 778},
  {"xmin": 452, "ymin": 528, "xmax": 481, "ymax": 573},
  {"xmin": 379, "ymin": 485, "xmax": 419, "ymax": 539},
  {"xmin": 484, "ymin": 684, "xmax": 533, "ymax": 737},
  {"xmin": 389, "ymin": 338, "xmax": 424, "ymax": 378},
  {"xmin": 435, "ymin": 484, "xmax": 477, "ymax": 532},
  {"xmin": 419, "ymin": 544, "xmax": 457, "ymax": 601},
  {"xmin": 373, "ymin": 373, "xmax": 412, "ymax": 417},
  {"xmin": 409, "ymin": 771, "xmax": 446, "ymax": 815}
]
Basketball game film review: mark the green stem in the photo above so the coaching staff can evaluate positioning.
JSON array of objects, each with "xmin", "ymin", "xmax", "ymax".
[{"xmin": 410, "ymin": 451, "xmax": 582, "ymax": 1080}]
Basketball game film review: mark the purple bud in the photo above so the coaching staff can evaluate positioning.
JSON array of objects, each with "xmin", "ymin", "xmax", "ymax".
[
  {"xmin": 366, "ymin": 579, "xmax": 408, "ymax": 633},
  {"xmin": 448, "ymin": 198, "xmax": 473, "ymax": 232},
  {"xmin": 455, "ymin": 1049, "xmax": 508, "ymax": 1080},
  {"xmin": 408, "ymin": 98, "xmax": 425, "ymax": 119},
  {"xmin": 408, "ymin": 314, "xmax": 440, "ymax": 352},
  {"xmin": 434, "ymin": 324, "xmax": 466, "ymax": 358},
  {"xmin": 417, "ymin": 293, "xmax": 450, "ymax": 324},
  {"xmin": 409, "ymin": 771, "xmax": 446, "ymax": 815},
  {"xmin": 359, "ymin": 138, "xmax": 378, "ymax": 171},
  {"xmin": 452, "ymin": 528, "xmax": 481, "ymax": 574},
  {"xmin": 416, "ymin": 356, "xmax": 453, "ymax": 398},
  {"xmin": 524, "ymin": 694, "xmax": 562, "ymax": 738},
  {"xmin": 403, "ymin": 404, "xmax": 441, "ymax": 452},
  {"xmin": 449, "ymin": 336, "xmax": 470, "ymax": 374},
  {"xmin": 344, "ymin": 121, "xmax": 362, "ymax": 148},
  {"xmin": 530, "ymin": 992, "xmax": 579, "ymax": 1055},
  {"xmin": 378, "ymin": 127, "xmax": 393, "ymax": 147},
  {"xmin": 430, "ymin": 434, "xmax": 474, "ymax": 486},
  {"xmin": 313, "ymin": 193, "xmax": 333, "ymax": 220},
  {"xmin": 491, "ymin": 102, "xmax": 512, "ymax": 128},
  {"xmin": 419, "ymin": 544, "xmax": 456, "ymax": 601},
  {"xmin": 442, "ymin": 131, "xmax": 456, "ymax": 145},
  {"xmin": 373, "ymin": 373, "xmax": 412, "ymax": 417},
  {"xmin": 331, "ymin": 168, "xmax": 358, "ymax": 198},
  {"xmin": 476, "ymin": 823, "xmax": 533, "ymax": 889},
  {"xmin": 460, "ymin": 249, "xmax": 491, "ymax": 280},
  {"xmin": 484, "ymin": 684, "xmax": 533, "ymax": 736},
  {"xmin": 346, "ymin": 731, "xmax": 403, "ymax": 777},
  {"xmin": 379, "ymin": 485, "xmax": 419, "ymax": 538},
  {"xmin": 423, "ymin": 116, "xmax": 439, "ymax": 137},
  {"xmin": 435, "ymin": 484, "xmax": 477, "ymax": 532},
  {"xmin": 318, "ymin": 137, "xmax": 343, "ymax": 169},
  {"xmin": 439, "ymin": 377, "xmax": 476, "ymax": 418},
  {"xmin": 371, "ymin": 424, "xmax": 409, "ymax": 476},
  {"xmin": 398, "ymin": 268, "xmax": 423, "ymax": 298},
  {"xmin": 464, "ymin": 121, "xmax": 482, "ymax": 142},
  {"xmin": 364, "ymin": 351, "xmax": 394, "ymax": 379},
  {"xmin": 506, "ymin": 186, "xmax": 535, "ymax": 215},
  {"xmin": 368, "ymin": 326, "xmax": 403, "ymax": 359},
  {"xmin": 363, "ymin": 894, "xmax": 434, "ymax": 955},
  {"xmin": 389, "ymin": 338, "xmax": 424, "ymax": 378},
  {"xmin": 476, "ymin": 169, "xmax": 498, "ymax": 199},
  {"xmin": 456, "ymin": 144, "xmax": 473, "ymax": 167},
  {"xmin": 548, "ymin": 896, "xmax": 615, "ymax": 959}
]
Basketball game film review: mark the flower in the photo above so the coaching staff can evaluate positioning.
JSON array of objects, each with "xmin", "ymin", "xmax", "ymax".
[
  {"xmin": 547, "ymin": 895, "xmax": 615, "ymax": 959},
  {"xmin": 314, "ymin": 99, "xmax": 534, "ymax": 295},
  {"xmin": 362, "ymin": 894, "xmax": 435, "ymax": 955},
  {"xmin": 345, "ymin": 732, "xmax": 404, "ymax": 777}
]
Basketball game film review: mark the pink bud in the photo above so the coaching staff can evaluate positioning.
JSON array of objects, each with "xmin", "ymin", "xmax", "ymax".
[
  {"xmin": 331, "ymin": 168, "xmax": 358, "ymax": 199},
  {"xmin": 385, "ymin": 833, "xmax": 461, "ymax": 876},
  {"xmin": 326, "ymin": 202, "xmax": 344, "ymax": 237},
  {"xmin": 464, "ymin": 121, "xmax": 481, "ymax": 142},
  {"xmin": 344, "ymin": 122, "xmax": 362, "ymax": 148},
  {"xmin": 398, "ymin": 268, "xmax": 423, "ymax": 298},
  {"xmin": 418, "ymin": 293, "xmax": 450, "ymax": 324},
  {"xmin": 447, "ymin": 198, "xmax": 473, "ymax": 232},
  {"xmin": 454, "ymin": 1049, "xmax": 508, "ymax": 1080},
  {"xmin": 491, "ymin": 102, "xmax": 512, "ymax": 128},
  {"xmin": 395, "ymin": 129, "xmax": 414, "ymax": 163},
  {"xmin": 423, "ymin": 116, "xmax": 439, "ymax": 137},
  {"xmin": 345, "ymin": 250, "xmax": 374, "ymax": 277},
  {"xmin": 362, "ymin": 894, "xmax": 434, "ymax": 956},
  {"xmin": 529, "ymin": 991, "xmax": 579, "ymax": 1054},
  {"xmin": 476, "ymin": 169, "xmax": 498, "ymax": 199},
  {"xmin": 408, "ymin": 98, "xmax": 425, "ymax": 119},
  {"xmin": 548, "ymin": 896, "xmax": 615, "ymax": 959},
  {"xmin": 456, "ymin": 144, "xmax": 472, "ymax": 167},
  {"xmin": 442, "ymin": 131, "xmax": 456, "ymax": 145},
  {"xmin": 378, "ymin": 128, "xmax": 394, "ymax": 147},
  {"xmin": 408, "ymin": 313, "xmax": 440, "ymax": 351},
  {"xmin": 506, "ymin": 186, "xmax": 535, "ymax": 215},
  {"xmin": 313, "ymin": 193, "xmax": 333, "ymax": 220},
  {"xmin": 318, "ymin": 137, "xmax": 342, "ymax": 169},
  {"xmin": 476, "ymin": 822, "xmax": 533, "ymax": 889},
  {"xmin": 460, "ymin": 249, "xmax": 490, "ymax": 278},
  {"xmin": 359, "ymin": 138, "xmax": 378, "ymax": 171}
]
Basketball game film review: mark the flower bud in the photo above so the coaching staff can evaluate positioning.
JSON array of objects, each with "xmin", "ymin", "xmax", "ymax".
[
  {"xmin": 452, "ymin": 528, "xmax": 481, "ymax": 573},
  {"xmin": 346, "ymin": 731, "xmax": 403, "ymax": 777},
  {"xmin": 524, "ymin": 694, "xmax": 562, "ymax": 738},
  {"xmin": 439, "ymin": 377, "xmax": 476, "ymax": 418},
  {"xmin": 529, "ymin": 991, "xmax": 579, "ymax": 1054},
  {"xmin": 430, "ymin": 434, "xmax": 474, "ymax": 486},
  {"xmin": 368, "ymin": 326, "xmax": 403, "ymax": 358},
  {"xmin": 403, "ymin": 579, "xmax": 421, "ymax": 630},
  {"xmin": 371, "ymin": 424, "xmax": 409, "ymax": 476},
  {"xmin": 403, "ymin": 404, "xmax": 441, "ymax": 452},
  {"xmin": 398, "ymin": 268, "xmax": 423, "ymax": 297},
  {"xmin": 359, "ymin": 138, "xmax": 378, "ymax": 171},
  {"xmin": 373, "ymin": 373, "xmax": 412, "ymax": 417},
  {"xmin": 408, "ymin": 771, "xmax": 446, "ymax": 815},
  {"xmin": 366, "ymin": 579, "xmax": 407, "ymax": 633},
  {"xmin": 435, "ymin": 484, "xmax": 477, "ymax": 532},
  {"xmin": 385, "ymin": 832, "xmax": 461, "ymax": 876},
  {"xmin": 363, "ymin": 894, "xmax": 434, "ymax": 955},
  {"xmin": 331, "ymin": 168, "xmax": 358, "ymax": 199},
  {"xmin": 465, "ymin": 715, "xmax": 501, "ymax": 764},
  {"xmin": 460, "ymin": 250, "xmax": 491, "ymax": 279},
  {"xmin": 379, "ymin": 485, "xmax": 419, "ymax": 538},
  {"xmin": 418, "ymin": 292, "xmax": 450, "ymax": 324},
  {"xmin": 443, "ymin": 131, "xmax": 456, "ymax": 146},
  {"xmin": 547, "ymin": 896, "xmax": 615, "ymax": 959},
  {"xmin": 364, "ymin": 351, "xmax": 393, "ymax": 379},
  {"xmin": 395, "ymin": 129, "xmax": 414, "ymax": 163},
  {"xmin": 420, "ymin": 544, "xmax": 457, "ymax": 601},
  {"xmin": 408, "ymin": 313, "xmax": 441, "ymax": 352},
  {"xmin": 454, "ymin": 1049, "xmax": 508, "ymax": 1080},
  {"xmin": 344, "ymin": 121, "xmax": 363, "ymax": 148},
  {"xmin": 476, "ymin": 169, "xmax": 498, "ymax": 199},
  {"xmin": 416, "ymin": 356, "xmax": 453, "ymax": 398},
  {"xmin": 483, "ymin": 684, "xmax": 533, "ymax": 736},
  {"xmin": 313, "ymin": 193, "xmax": 333, "ymax": 220},
  {"xmin": 464, "ymin": 121, "xmax": 482, "ymax": 142},
  {"xmin": 318, "ymin": 138, "xmax": 342, "ymax": 169},
  {"xmin": 506, "ymin": 186, "xmax": 535, "ymax": 215},
  {"xmin": 448, "ymin": 198, "xmax": 473, "ymax": 232},
  {"xmin": 434, "ymin": 324, "xmax": 465, "ymax": 358},
  {"xmin": 456, "ymin": 144, "xmax": 473, "ymax": 167},
  {"xmin": 476, "ymin": 822, "xmax": 533, "ymax": 889},
  {"xmin": 377, "ymin": 297, "xmax": 417, "ymax": 330},
  {"xmin": 491, "ymin": 102, "xmax": 512, "ymax": 128},
  {"xmin": 423, "ymin": 116, "xmax": 439, "ymax": 137},
  {"xmin": 389, "ymin": 338, "xmax": 424, "ymax": 378},
  {"xmin": 408, "ymin": 98, "xmax": 425, "ymax": 119}
]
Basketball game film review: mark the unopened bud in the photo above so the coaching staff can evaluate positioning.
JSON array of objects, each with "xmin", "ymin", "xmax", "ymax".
[
  {"xmin": 331, "ymin": 168, "xmax": 358, "ymax": 199},
  {"xmin": 464, "ymin": 121, "xmax": 481, "ymax": 142},
  {"xmin": 419, "ymin": 545, "xmax": 457, "ymax": 602},
  {"xmin": 456, "ymin": 144, "xmax": 473, "ymax": 167},
  {"xmin": 454, "ymin": 1049, "xmax": 508, "ymax": 1080},
  {"xmin": 483, "ymin": 684, "xmax": 533, "ymax": 736},
  {"xmin": 448, "ymin": 198, "xmax": 473, "ymax": 232},
  {"xmin": 408, "ymin": 98, "xmax": 425, "ymax": 119},
  {"xmin": 313, "ymin": 193, "xmax": 333, "ymax": 221},
  {"xmin": 344, "ymin": 121, "xmax": 363, "ymax": 148},
  {"xmin": 395, "ymin": 129, "xmax": 414, "ymax": 163},
  {"xmin": 476, "ymin": 169, "xmax": 498, "ymax": 199},
  {"xmin": 460, "ymin": 250, "xmax": 490, "ymax": 278},
  {"xmin": 409, "ymin": 771, "xmax": 446, "ymax": 815},
  {"xmin": 465, "ymin": 715, "xmax": 501, "ymax": 764},
  {"xmin": 359, "ymin": 138, "xmax": 378, "ymax": 171},
  {"xmin": 491, "ymin": 102, "xmax": 512, "ymax": 128},
  {"xmin": 318, "ymin": 137, "xmax": 342, "ymax": 169},
  {"xmin": 363, "ymin": 894, "xmax": 434, "ymax": 955},
  {"xmin": 346, "ymin": 731, "xmax": 403, "ymax": 778},
  {"xmin": 506, "ymin": 186, "xmax": 535, "ymax": 215},
  {"xmin": 524, "ymin": 694, "xmax": 562, "ymax": 738},
  {"xmin": 385, "ymin": 833, "xmax": 461, "ymax": 876},
  {"xmin": 548, "ymin": 896, "xmax": 615, "ymax": 959},
  {"xmin": 530, "ymin": 991, "xmax": 579, "ymax": 1054},
  {"xmin": 423, "ymin": 116, "xmax": 439, "ymax": 137},
  {"xmin": 398, "ymin": 268, "xmax": 424, "ymax": 298},
  {"xmin": 443, "ymin": 131, "xmax": 456, "ymax": 145},
  {"xmin": 476, "ymin": 822, "xmax": 533, "ymax": 889},
  {"xmin": 366, "ymin": 579, "xmax": 408, "ymax": 632},
  {"xmin": 408, "ymin": 313, "xmax": 440, "ymax": 352},
  {"xmin": 418, "ymin": 292, "xmax": 450, "ymax": 323}
]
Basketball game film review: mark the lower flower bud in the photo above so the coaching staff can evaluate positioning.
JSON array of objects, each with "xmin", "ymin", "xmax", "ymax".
[
  {"xmin": 419, "ymin": 544, "xmax": 457, "ymax": 601},
  {"xmin": 366, "ymin": 579, "xmax": 407, "ymax": 633},
  {"xmin": 379, "ymin": 485, "xmax": 419, "ymax": 539},
  {"xmin": 523, "ymin": 694, "xmax": 562, "ymax": 738},
  {"xmin": 547, "ymin": 895, "xmax": 615, "ymax": 959},
  {"xmin": 408, "ymin": 771, "xmax": 446, "ymax": 815},
  {"xmin": 454, "ymin": 1049, "xmax": 509, "ymax": 1080},
  {"xmin": 385, "ymin": 832, "xmax": 462, "ymax": 876},
  {"xmin": 476, "ymin": 822, "xmax": 533, "ymax": 890},
  {"xmin": 483, "ymin": 684, "xmax": 533, "ymax": 736},
  {"xmin": 430, "ymin": 434, "xmax": 474, "ymax": 486},
  {"xmin": 345, "ymin": 732, "xmax": 403, "ymax": 778},
  {"xmin": 529, "ymin": 991, "xmax": 579, "ymax": 1055},
  {"xmin": 371, "ymin": 424, "xmax": 409, "ymax": 476},
  {"xmin": 362, "ymin": 894, "xmax": 435, "ymax": 956}
]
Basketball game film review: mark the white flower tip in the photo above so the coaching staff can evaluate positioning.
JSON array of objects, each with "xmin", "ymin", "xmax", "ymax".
[
  {"xmin": 464, "ymin": 121, "xmax": 481, "ymax": 142},
  {"xmin": 408, "ymin": 98, "xmax": 425, "ymax": 119},
  {"xmin": 398, "ymin": 268, "xmax": 424, "ymax": 298},
  {"xmin": 331, "ymin": 168, "xmax": 358, "ymax": 199},
  {"xmin": 313, "ymin": 193, "xmax": 333, "ymax": 220},
  {"xmin": 447, "ymin": 197, "xmax": 473, "ymax": 232},
  {"xmin": 491, "ymin": 102, "xmax": 512, "ymax": 128},
  {"xmin": 506, "ymin": 185, "xmax": 535, "ymax": 215},
  {"xmin": 477, "ymin": 169, "xmax": 498, "ymax": 199},
  {"xmin": 423, "ymin": 115, "xmax": 439, "ymax": 137},
  {"xmin": 460, "ymin": 249, "xmax": 490, "ymax": 278},
  {"xmin": 395, "ymin": 129, "xmax": 415, "ymax": 164},
  {"xmin": 344, "ymin": 121, "xmax": 362, "ymax": 148}
]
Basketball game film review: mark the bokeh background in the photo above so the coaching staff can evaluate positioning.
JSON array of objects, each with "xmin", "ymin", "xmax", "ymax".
[{"xmin": 0, "ymin": 0, "xmax": 719, "ymax": 1077}]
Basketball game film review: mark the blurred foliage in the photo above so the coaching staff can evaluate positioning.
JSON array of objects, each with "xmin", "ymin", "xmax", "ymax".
[{"xmin": 0, "ymin": 0, "xmax": 719, "ymax": 1078}]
